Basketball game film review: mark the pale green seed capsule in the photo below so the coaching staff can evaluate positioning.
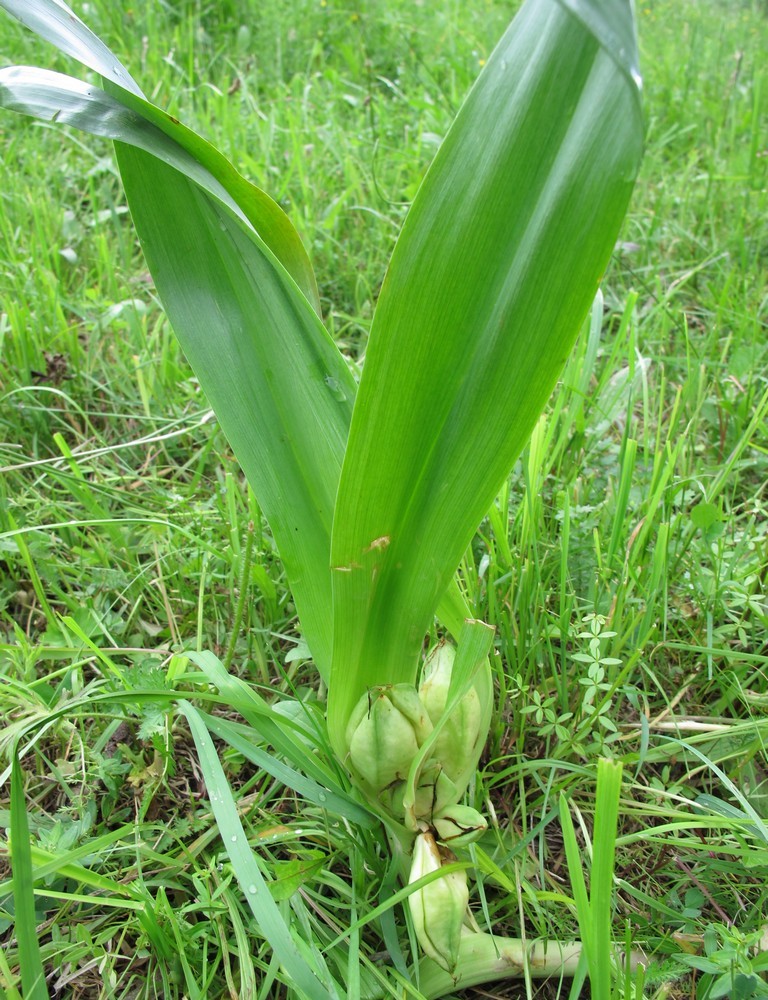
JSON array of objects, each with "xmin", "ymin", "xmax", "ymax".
[
  {"xmin": 382, "ymin": 779, "xmax": 435, "ymax": 826},
  {"xmin": 346, "ymin": 685, "xmax": 432, "ymax": 794},
  {"xmin": 419, "ymin": 644, "xmax": 483, "ymax": 796},
  {"xmin": 415, "ymin": 764, "xmax": 459, "ymax": 817},
  {"xmin": 387, "ymin": 684, "xmax": 434, "ymax": 745},
  {"xmin": 432, "ymin": 804, "xmax": 488, "ymax": 847},
  {"xmin": 408, "ymin": 832, "xmax": 468, "ymax": 973}
]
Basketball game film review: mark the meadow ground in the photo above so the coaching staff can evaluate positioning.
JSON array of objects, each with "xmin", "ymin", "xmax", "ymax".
[{"xmin": 0, "ymin": 0, "xmax": 767, "ymax": 997}]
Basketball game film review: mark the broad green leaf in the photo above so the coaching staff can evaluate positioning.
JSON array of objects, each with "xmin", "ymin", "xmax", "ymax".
[
  {"xmin": 557, "ymin": 0, "xmax": 642, "ymax": 90},
  {"xmin": 269, "ymin": 853, "xmax": 328, "ymax": 903},
  {"xmin": 328, "ymin": 0, "xmax": 644, "ymax": 747},
  {"xmin": 114, "ymin": 143, "xmax": 353, "ymax": 679},
  {"xmin": 0, "ymin": 1, "xmax": 347, "ymax": 676}
]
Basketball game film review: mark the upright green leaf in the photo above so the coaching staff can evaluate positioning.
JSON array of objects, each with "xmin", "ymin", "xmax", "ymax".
[
  {"xmin": 328, "ymin": 0, "xmax": 643, "ymax": 747},
  {"xmin": 1, "ymin": 0, "xmax": 513, "ymax": 688},
  {"xmin": 589, "ymin": 759, "xmax": 623, "ymax": 1000},
  {"xmin": 560, "ymin": 759, "xmax": 624, "ymax": 1000}
]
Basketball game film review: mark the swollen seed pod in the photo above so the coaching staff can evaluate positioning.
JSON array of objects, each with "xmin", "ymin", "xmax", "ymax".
[
  {"xmin": 387, "ymin": 684, "xmax": 434, "ymax": 745},
  {"xmin": 382, "ymin": 779, "xmax": 435, "ymax": 827},
  {"xmin": 408, "ymin": 832, "xmax": 468, "ymax": 974},
  {"xmin": 432, "ymin": 804, "xmax": 488, "ymax": 847},
  {"xmin": 346, "ymin": 685, "xmax": 432, "ymax": 794},
  {"xmin": 419, "ymin": 643, "xmax": 483, "ymax": 796},
  {"xmin": 416, "ymin": 764, "xmax": 459, "ymax": 817}
]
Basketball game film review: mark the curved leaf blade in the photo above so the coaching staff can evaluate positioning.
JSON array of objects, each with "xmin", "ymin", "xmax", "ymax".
[
  {"xmin": 114, "ymin": 143, "xmax": 354, "ymax": 679},
  {"xmin": 0, "ymin": 1, "xmax": 347, "ymax": 672},
  {"xmin": 1, "ymin": 0, "xmax": 143, "ymax": 97},
  {"xmin": 0, "ymin": 59, "xmax": 321, "ymax": 313},
  {"xmin": 328, "ymin": 0, "xmax": 644, "ymax": 744}
]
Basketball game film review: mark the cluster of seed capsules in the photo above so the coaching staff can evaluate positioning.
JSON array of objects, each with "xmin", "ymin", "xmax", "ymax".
[{"xmin": 344, "ymin": 644, "xmax": 489, "ymax": 972}]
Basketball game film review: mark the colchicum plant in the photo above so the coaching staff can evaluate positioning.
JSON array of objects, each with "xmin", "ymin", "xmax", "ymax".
[{"xmin": 1, "ymin": 0, "xmax": 644, "ymax": 994}]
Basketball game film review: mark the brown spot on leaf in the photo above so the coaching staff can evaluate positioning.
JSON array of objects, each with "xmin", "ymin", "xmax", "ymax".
[{"xmin": 365, "ymin": 535, "xmax": 390, "ymax": 553}]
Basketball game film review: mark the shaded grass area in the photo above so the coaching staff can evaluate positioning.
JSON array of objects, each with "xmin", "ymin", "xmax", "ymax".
[{"xmin": 0, "ymin": 0, "xmax": 767, "ymax": 997}]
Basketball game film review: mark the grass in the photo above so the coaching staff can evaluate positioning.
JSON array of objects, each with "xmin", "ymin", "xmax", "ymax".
[{"xmin": 0, "ymin": 0, "xmax": 767, "ymax": 997}]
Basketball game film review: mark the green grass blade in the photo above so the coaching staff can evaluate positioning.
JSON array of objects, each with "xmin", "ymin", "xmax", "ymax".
[
  {"xmin": 184, "ymin": 651, "xmax": 353, "ymax": 793},
  {"xmin": 559, "ymin": 795, "xmax": 593, "ymax": 969},
  {"xmin": 156, "ymin": 888, "xmax": 203, "ymax": 1000},
  {"xmin": 328, "ymin": 0, "xmax": 644, "ymax": 746},
  {"xmin": 662, "ymin": 736, "xmax": 768, "ymax": 844},
  {"xmin": 0, "ymin": 947, "xmax": 23, "ymax": 1000},
  {"xmin": 589, "ymin": 759, "xmax": 623, "ymax": 1000},
  {"xmin": 0, "ymin": 824, "xmax": 147, "ymax": 890},
  {"xmin": 9, "ymin": 754, "xmax": 47, "ymax": 1000},
  {"xmin": 2, "ymin": 847, "xmax": 150, "ymax": 901},
  {"xmin": 178, "ymin": 701, "xmax": 340, "ymax": 1000},
  {"xmin": 560, "ymin": 759, "xmax": 623, "ymax": 1000}
]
